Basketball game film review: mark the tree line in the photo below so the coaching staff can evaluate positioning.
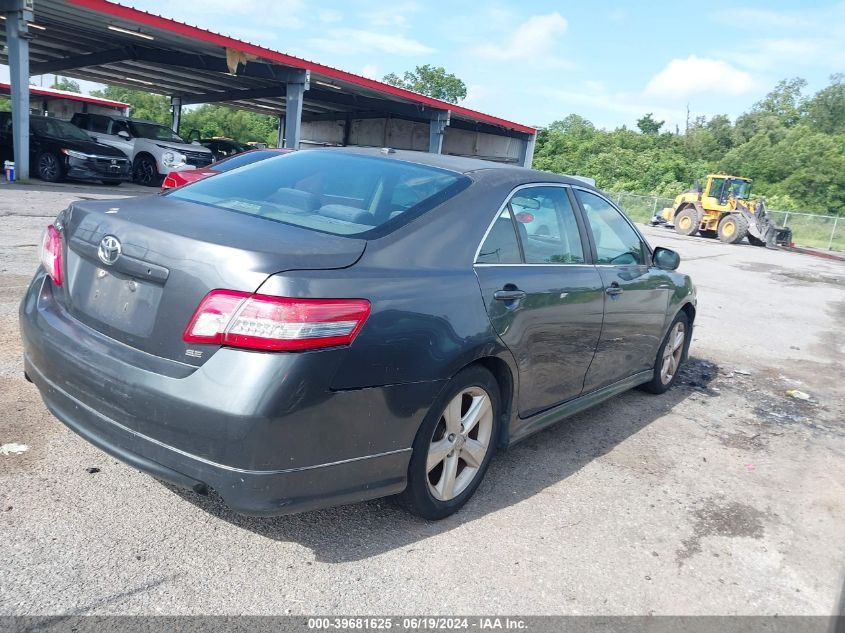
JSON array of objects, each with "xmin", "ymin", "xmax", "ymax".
[{"xmin": 534, "ymin": 76, "xmax": 845, "ymax": 215}]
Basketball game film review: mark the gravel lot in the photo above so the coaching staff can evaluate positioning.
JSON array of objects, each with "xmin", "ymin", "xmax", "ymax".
[{"xmin": 1, "ymin": 180, "xmax": 843, "ymax": 615}]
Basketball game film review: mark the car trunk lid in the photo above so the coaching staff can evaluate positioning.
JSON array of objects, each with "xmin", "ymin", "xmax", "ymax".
[{"xmin": 58, "ymin": 195, "xmax": 365, "ymax": 365}]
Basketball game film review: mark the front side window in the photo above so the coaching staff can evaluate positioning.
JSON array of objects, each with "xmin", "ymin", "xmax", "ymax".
[
  {"xmin": 510, "ymin": 187, "xmax": 584, "ymax": 264},
  {"xmin": 476, "ymin": 209, "xmax": 522, "ymax": 264},
  {"xmin": 575, "ymin": 190, "xmax": 645, "ymax": 265},
  {"xmin": 167, "ymin": 150, "xmax": 468, "ymax": 237},
  {"xmin": 128, "ymin": 121, "xmax": 185, "ymax": 143}
]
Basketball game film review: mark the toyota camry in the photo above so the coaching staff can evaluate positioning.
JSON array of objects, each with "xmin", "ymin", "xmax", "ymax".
[{"xmin": 20, "ymin": 148, "xmax": 695, "ymax": 519}]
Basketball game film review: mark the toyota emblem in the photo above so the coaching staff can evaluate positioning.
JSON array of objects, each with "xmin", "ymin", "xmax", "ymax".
[{"xmin": 98, "ymin": 235, "xmax": 122, "ymax": 266}]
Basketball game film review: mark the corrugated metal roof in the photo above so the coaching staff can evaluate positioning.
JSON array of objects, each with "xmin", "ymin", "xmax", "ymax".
[{"xmin": 0, "ymin": 0, "xmax": 535, "ymax": 136}]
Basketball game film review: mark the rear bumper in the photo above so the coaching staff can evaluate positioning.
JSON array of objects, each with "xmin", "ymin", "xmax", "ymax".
[{"xmin": 20, "ymin": 273, "xmax": 443, "ymax": 515}]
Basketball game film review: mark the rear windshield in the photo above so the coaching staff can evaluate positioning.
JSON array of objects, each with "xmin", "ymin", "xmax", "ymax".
[{"xmin": 166, "ymin": 150, "xmax": 469, "ymax": 237}]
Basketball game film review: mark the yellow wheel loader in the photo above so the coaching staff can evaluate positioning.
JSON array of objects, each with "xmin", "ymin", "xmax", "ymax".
[{"xmin": 652, "ymin": 174, "xmax": 793, "ymax": 247}]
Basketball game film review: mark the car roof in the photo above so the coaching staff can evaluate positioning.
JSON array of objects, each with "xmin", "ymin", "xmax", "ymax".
[
  {"xmin": 84, "ymin": 113, "xmax": 162, "ymax": 125},
  {"xmin": 318, "ymin": 146, "xmax": 596, "ymax": 188}
]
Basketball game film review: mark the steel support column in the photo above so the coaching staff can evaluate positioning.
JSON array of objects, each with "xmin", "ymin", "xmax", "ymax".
[
  {"xmin": 428, "ymin": 110, "xmax": 450, "ymax": 154},
  {"xmin": 6, "ymin": 5, "xmax": 33, "ymax": 181},
  {"xmin": 519, "ymin": 133, "xmax": 536, "ymax": 168},
  {"xmin": 170, "ymin": 96, "xmax": 182, "ymax": 133},
  {"xmin": 277, "ymin": 115, "xmax": 285, "ymax": 149},
  {"xmin": 284, "ymin": 71, "xmax": 309, "ymax": 149}
]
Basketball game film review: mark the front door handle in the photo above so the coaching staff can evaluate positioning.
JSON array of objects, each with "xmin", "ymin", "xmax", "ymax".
[
  {"xmin": 605, "ymin": 282, "xmax": 623, "ymax": 296},
  {"xmin": 494, "ymin": 289, "xmax": 527, "ymax": 301}
]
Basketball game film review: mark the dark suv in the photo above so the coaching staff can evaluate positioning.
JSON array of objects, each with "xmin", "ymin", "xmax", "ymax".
[{"xmin": 0, "ymin": 113, "xmax": 131, "ymax": 185}]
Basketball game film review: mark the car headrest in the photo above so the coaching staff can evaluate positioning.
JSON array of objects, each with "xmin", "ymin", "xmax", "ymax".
[
  {"xmin": 319, "ymin": 204, "xmax": 375, "ymax": 226},
  {"xmin": 267, "ymin": 187, "xmax": 320, "ymax": 212}
]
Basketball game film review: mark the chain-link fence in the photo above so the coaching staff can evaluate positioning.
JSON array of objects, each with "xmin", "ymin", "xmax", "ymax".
[{"xmin": 607, "ymin": 191, "xmax": 843, "ymax": 252}]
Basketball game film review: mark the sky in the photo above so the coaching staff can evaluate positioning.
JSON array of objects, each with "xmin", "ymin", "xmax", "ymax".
[{"xmin": 3, "ymin": 0, "xmax": 844, "ymax": 130}]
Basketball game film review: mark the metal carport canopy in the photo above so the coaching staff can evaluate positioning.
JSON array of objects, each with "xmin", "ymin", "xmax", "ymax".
[{"xmin": 1, "ymin": 0, "xmax": 536, "ymax": 179}]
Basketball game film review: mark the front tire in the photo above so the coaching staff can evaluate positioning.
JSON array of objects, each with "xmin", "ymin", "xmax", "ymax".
[
  {"xmin": 396, "ymin": 365, "xmax": 500, "ymax": 520},
  {"xmin": 37, "ymin": 152, "xmax": 65, "ymax": 182},
  {"xmin": 640, "ymin": 312, "xmax": 689, "ymax": 394},
  {"xmin": 133, "ymin": 155, "xmax": 161, "ymax": 187},
  {"xmin": 717, "ymin": 213, "xmax": 748, "ymax": 244}
]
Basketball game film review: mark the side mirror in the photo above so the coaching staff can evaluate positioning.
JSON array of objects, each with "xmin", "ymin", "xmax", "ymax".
[
  {"xmin": 653, "ymin": 247, "xmax": 680, "ymax": 271},
  {"xmin": 117, "ymin": 130, "xmax": 130, "ymax": 140}
]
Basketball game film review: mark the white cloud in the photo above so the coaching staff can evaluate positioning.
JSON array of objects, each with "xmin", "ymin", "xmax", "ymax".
[
  {"xmin": 362, "ymin": 3, "xmax": 420, "ymax": 29},
  {"xmin": 308, "ymin": 29, "xmax": 434, "ymax": 56},
  {"xmin": 645, "ymin": 56, "xmax": 754, "ymax": 99},
  {"xmin": 361, "ymin": 64, "xmax": 379, "ymax": 79},
  {"xmin": 473, "ymin": 13, "xmax": 569, "ymax": 64}
]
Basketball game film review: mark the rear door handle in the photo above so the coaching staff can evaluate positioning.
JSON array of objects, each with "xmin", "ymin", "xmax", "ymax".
[
  {"xmin": 494, "ymin": 289, "xmax": 527, "ymax": 301},
  {"xmin": 605, "ymin": 282, "xmax": 623, "ymax": 296}
]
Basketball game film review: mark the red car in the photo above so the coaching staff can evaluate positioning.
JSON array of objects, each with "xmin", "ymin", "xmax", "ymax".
[{"xmin": 161, "ymin": 148, "xmax": 292, "ymax": 189}]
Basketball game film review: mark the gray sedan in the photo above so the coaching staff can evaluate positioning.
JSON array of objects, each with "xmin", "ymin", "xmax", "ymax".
[{"xmin": 20, "ymin": 148, "xmax": 695, "ymax": 520}]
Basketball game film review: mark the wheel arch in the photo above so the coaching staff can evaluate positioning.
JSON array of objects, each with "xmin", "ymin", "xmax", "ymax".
[
  {"xmin": 451, "ymin": 354, "xmax": 517, "ymax": 450},
  {"xmin": 678, "ymin": 301, "xmax": 696, "ymax": 361},
  {"xmin": 132, "ymin": 151, "xmax": 157, "ymax": 168}
]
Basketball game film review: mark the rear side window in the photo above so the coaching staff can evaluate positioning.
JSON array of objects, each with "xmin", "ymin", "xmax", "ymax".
[
  {"xmin": 215, "ymin": 150, "xmax": 282, "ymax": 172},
  {"xmin": 510, "ymin": 187, "xmax": 584, "ymax": 264},
  {"xmin": 167, "ymin": 150, "xmax": 469, "ymax": 237},
  {"xmin": 575, "ymin": 190, "xmax": 645, "ymax": 265},
  {"xmin": 88, "ymin": 115, "xmax": 110, "ymax": 134},
  {"xmin": 476, "ymin": 209, "xmax": 521, "ymax": 264}
]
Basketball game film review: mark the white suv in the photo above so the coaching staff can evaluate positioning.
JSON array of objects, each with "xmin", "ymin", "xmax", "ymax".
[{"xmin": 71, "ymin": 113, "xmax": 213, "ymax": 187}]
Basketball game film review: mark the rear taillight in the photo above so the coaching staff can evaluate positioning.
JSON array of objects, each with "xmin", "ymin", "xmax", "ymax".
[
  {"xmin": 162, "ymin": 176, "xmax": 178, "ymax": 190},
  {"xmin": 39, "ymin": 224, "xmax": 63, "ymax": 286},
  {"xmin": 183, "ymin": 290, "xmax": 371, "ymax": 351}
]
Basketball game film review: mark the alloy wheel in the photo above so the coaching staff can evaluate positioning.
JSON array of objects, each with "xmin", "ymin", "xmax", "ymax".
[
  {"xmin": 39, "ymin": 154, "xmax": 59, "ymax": 180},
  {"xmin": 660, "ymin": 321, "xmax": 685, "ymax": 385},
  {"xmin": 135, "ymin": 159, "xmax": 156, "ymax": 186},
  {"xmin": 426, "ymin": 387, "xmax": 494, "ymax": 501}
]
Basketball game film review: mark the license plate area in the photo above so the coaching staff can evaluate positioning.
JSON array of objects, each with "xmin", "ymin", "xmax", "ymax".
[{"xmin": 68, "ymin": 256, "xmax": 162, "ymax": 337}]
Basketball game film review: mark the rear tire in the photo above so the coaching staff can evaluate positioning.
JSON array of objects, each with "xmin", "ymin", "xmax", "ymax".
[
  {"xmin": 673, "ymin": 207, "xmax": 699, "ymax": 236},
  {"xmin": 717, "ymin": 213, "xmax": 748, "ymax": 244},
  {"xmin": 396, "ymin": 365, "xmax": 500, "ymax": 520},
  {"xmin": 36, "ymin": 151, "xmax": 65, "ymax": 182},
  {"xmin": 640, "ymin": 312, "xmax": 689, "ymax": 395}
]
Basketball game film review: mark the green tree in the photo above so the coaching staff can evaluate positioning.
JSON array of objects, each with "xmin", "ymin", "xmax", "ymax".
[
  {"xmin": 532, "ymin": 76, "xmax": 845, "ymax": 216},
  {"xmin": 706, "ymin": 114, "xmax": 734, "ymax": 151},
  {"xmin": 383, "ymin": 65, "xmax": 467, "ymax": 103},
  {"xmin": 804, "ymin": 73, "xmax": 845, "ymax": 135},
  {"xmin": 753, "ymin": 77, "xmax": 807, "ymax": 127},
  {"xmin": 636, "ymin": 113, "xmax": 664, "ymax": 135},
  {"xmin": 180, "ymin": 104, "xmax": 279, "ymax": 146},
  {"xmin": 89, "ymin": 85, "xmax": 170, "ymax": 124},
  {"xmin": 50, "ymin": 77, "xmax": 81, "ymax": 93}
]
